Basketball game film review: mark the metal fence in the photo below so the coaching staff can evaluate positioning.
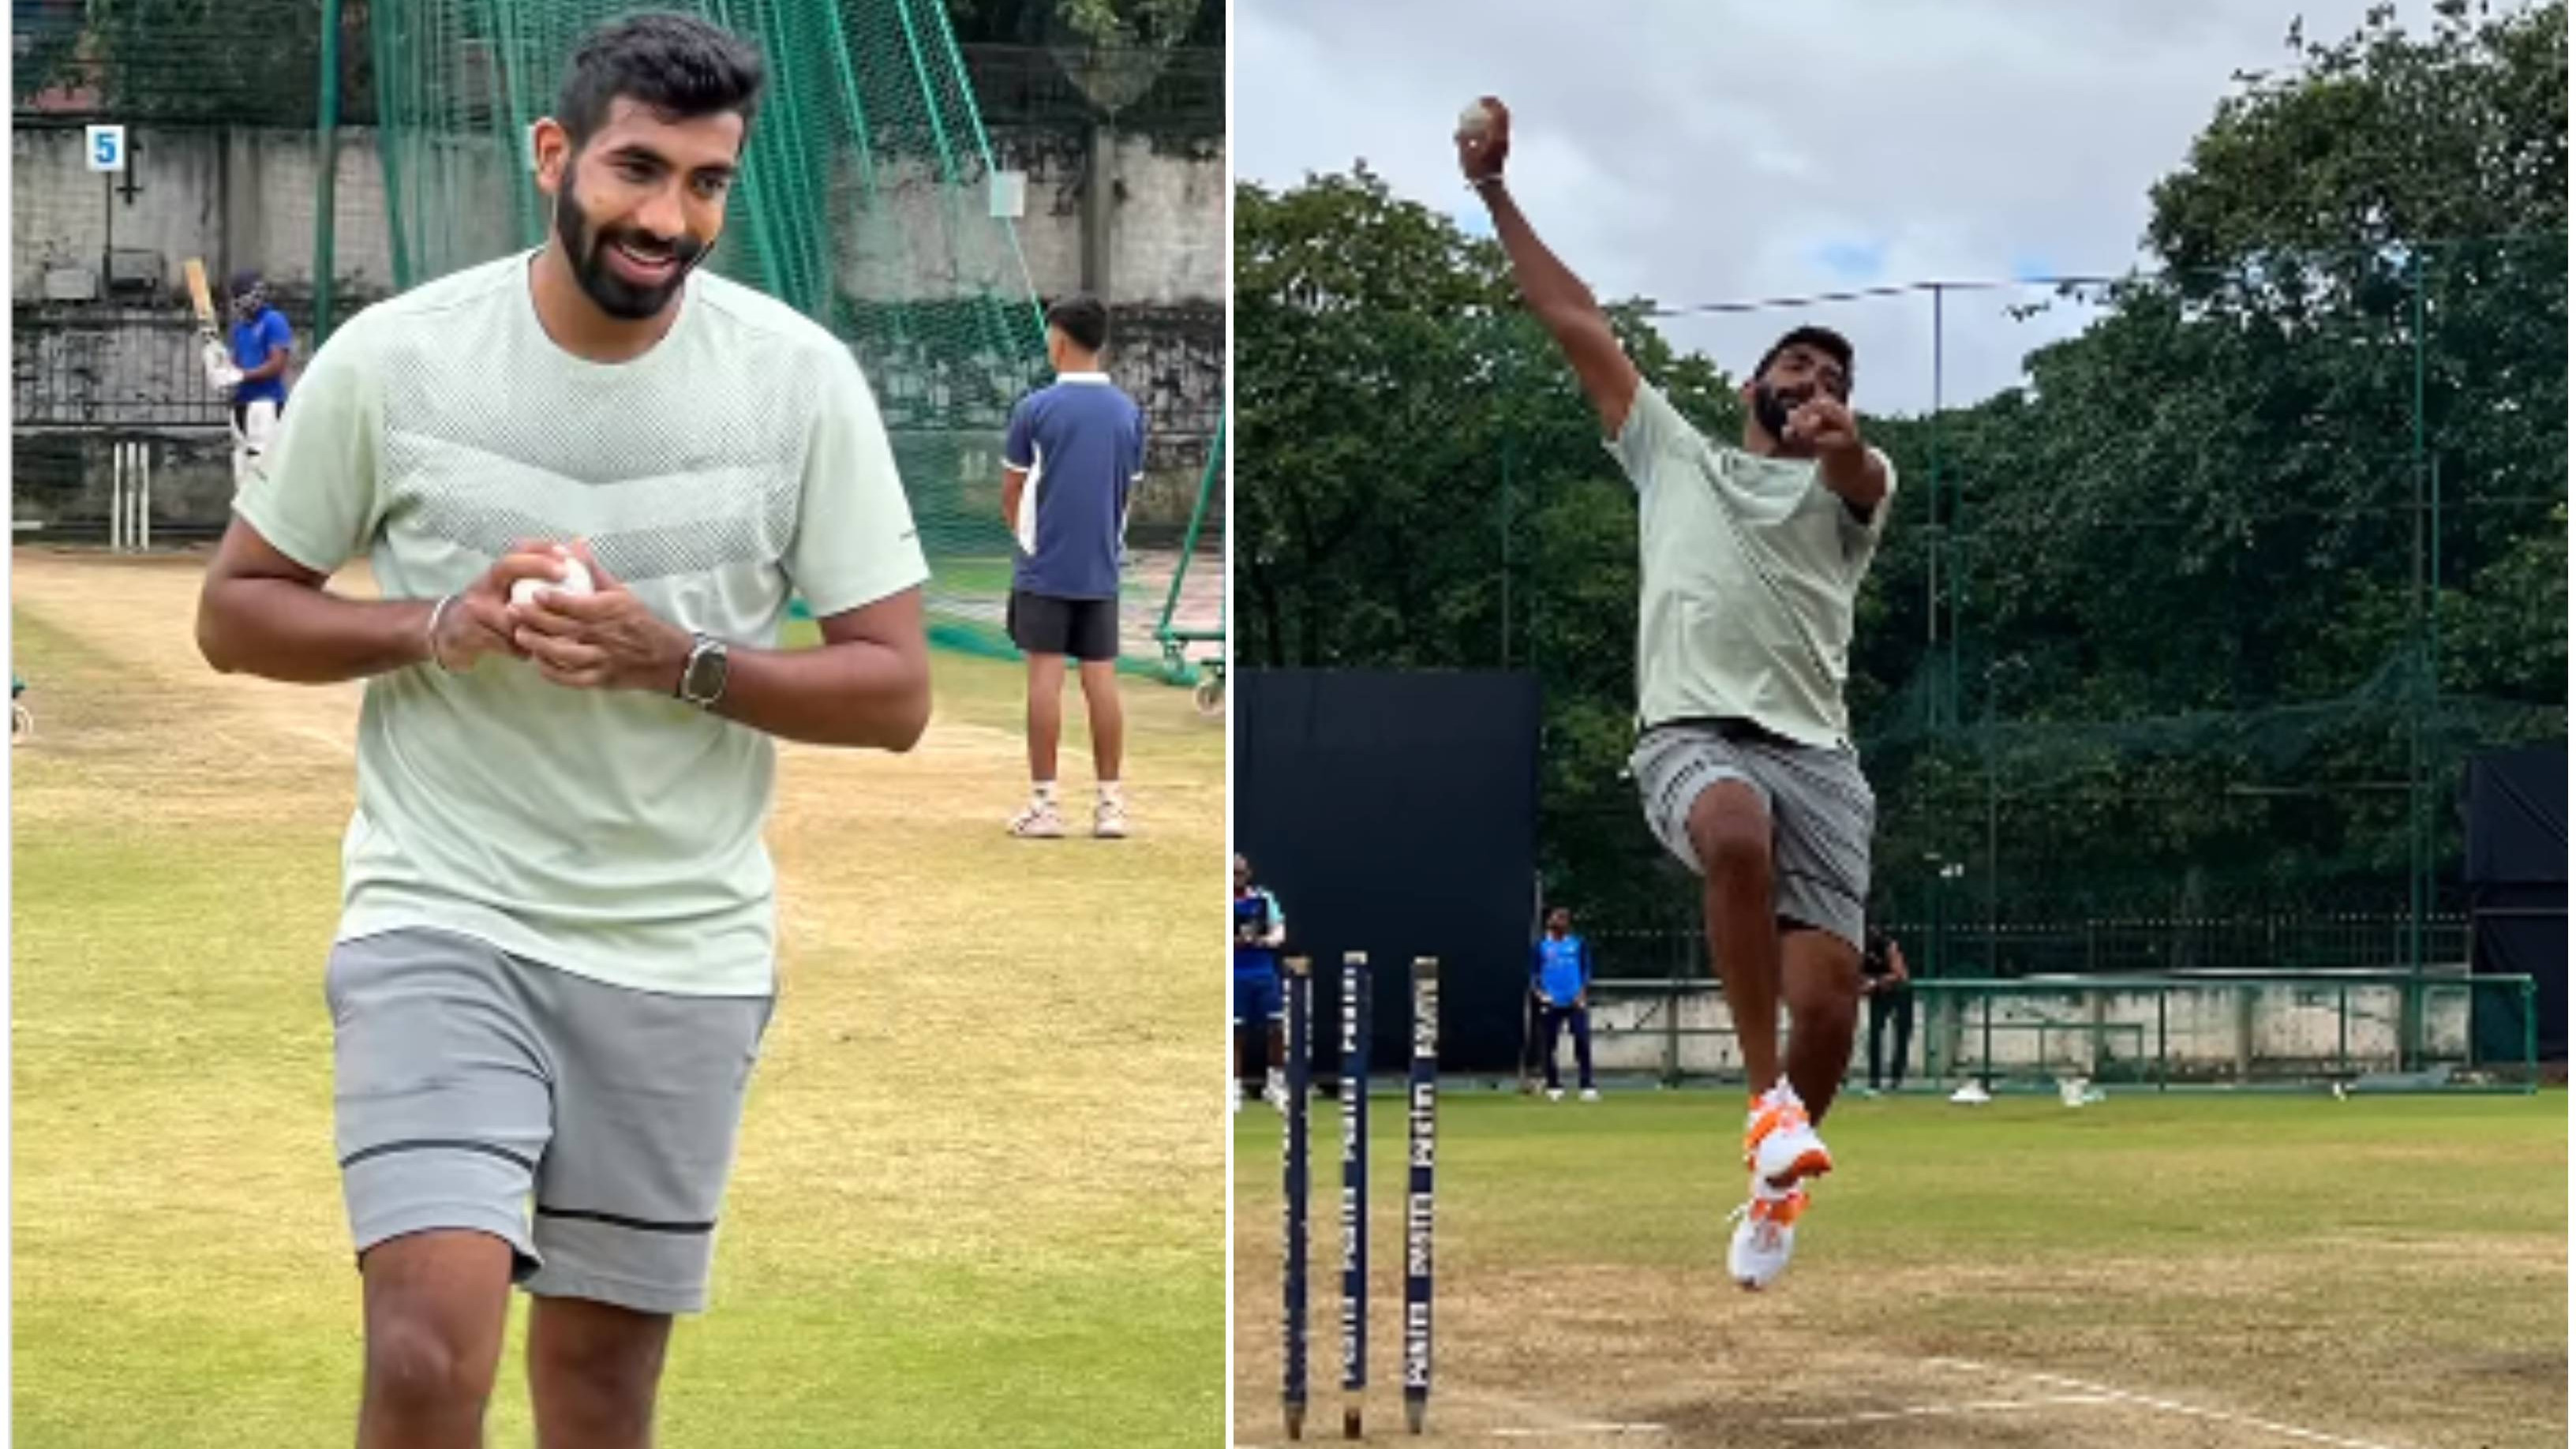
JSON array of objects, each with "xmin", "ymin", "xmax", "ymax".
[
  {"xmin": 14, "ymin": 305, "xmax": 234, "ymax": 430},
  {"xmin": 1589, "ymin": 912, "xmax": 2476, "ymax": 984},
  {"xmin": 1583, "ymin": 972, "xmax": 2540, "ymax": 1091}
]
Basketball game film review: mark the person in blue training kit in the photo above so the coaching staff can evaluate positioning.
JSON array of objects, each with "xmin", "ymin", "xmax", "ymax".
[
  {"xmin": 1531, "ymin": 905, "xmax": 1598, "ymax": 1101},
  {"xmin": 1234, "ymin": 854, "xmax": 1290, "ymax": 1112},
  {"xmin": 1001, "ymin": 293, "xmax": 1146, "ymax": 840},
  {"xmin": 225, "ymin": 270, "xmax": 294, "ymax": 489}
]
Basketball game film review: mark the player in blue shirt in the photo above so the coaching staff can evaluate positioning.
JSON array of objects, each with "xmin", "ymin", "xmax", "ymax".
[
  {"xmin": 225, "ymin": 270, "xmax": 294, "ymax": 489},
  {"xmin": 1530, "ymin": 906, "xmax": 1597, "ymax": 1100},
  {"xmin": 1000, "ymin": 294, "xmax": 1147, "ymax": 840},
  {"xmin": 1234, "ymin": 854, "xmax": 1289, "ymax": 1112}
]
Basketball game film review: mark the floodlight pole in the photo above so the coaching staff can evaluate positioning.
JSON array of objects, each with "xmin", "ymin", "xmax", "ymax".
[{"xmin": 314, "ymin": 0, "xmax": 343, "ymax": 342}]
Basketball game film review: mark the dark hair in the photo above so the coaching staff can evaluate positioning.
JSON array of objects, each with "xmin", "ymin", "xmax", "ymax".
[
  {"xmin": 1754, "ymin": 324, "xmax": 1855, "ymax": 385},
  {"xmin": 555, "ymin": 12, "xmax": 767, "ymax": 148},
  {"xmin": 1046, "ymin": 294, "xmax": 1110, "ymax": 353}
]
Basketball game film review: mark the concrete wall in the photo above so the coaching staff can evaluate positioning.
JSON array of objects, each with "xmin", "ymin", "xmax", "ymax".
[
  {"xmin": 15, "ymin": 121, "xmax": 1219, "ymax": 309},
  {"xmin": 15, "ymin": 121, "xmax": 1224, "ymax": 532},
  {"xmin": 13, "ymin": 125, "xmax": 396, "ymax": 300},
  {"xmin": 990, "ymin": 125, "xmax": 1223, "ymax": 305},
  {"xmin": 1584, "ymin": 978, "xmax": 2483, "ymax": 1085}
]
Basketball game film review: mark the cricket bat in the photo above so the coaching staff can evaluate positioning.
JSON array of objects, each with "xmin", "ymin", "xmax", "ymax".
[
  {"xmin": 182, "ymin": 258, "xmax": 216, "ymax": 336},
  {"xmin": 184, "ymin": 257, "xmax": 241, "ymax": 391}
]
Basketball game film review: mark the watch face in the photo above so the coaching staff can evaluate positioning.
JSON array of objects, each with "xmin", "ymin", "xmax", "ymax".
[{"xmin": 686, "ymin": 638, "xmax": 728, "ymax": 702}]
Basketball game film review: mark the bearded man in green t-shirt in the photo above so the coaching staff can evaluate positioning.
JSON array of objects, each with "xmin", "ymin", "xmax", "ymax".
[
  {"xmin": 1459, "ymin": 97, "xmax": 1899, "ymax": 1294},
  {"xmin": 196, "ymin": 13, "xmax": 933, "ymax": 1443}
]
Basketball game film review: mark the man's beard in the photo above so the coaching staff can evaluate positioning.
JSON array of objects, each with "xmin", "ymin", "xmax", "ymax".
[
  {"xmin": 554, "ymin": 174, "xmax": 706, "ymax": 322},
  {"xmin": 1752, "ymin": 381, "xmax": 1807, "ymax": 446}
]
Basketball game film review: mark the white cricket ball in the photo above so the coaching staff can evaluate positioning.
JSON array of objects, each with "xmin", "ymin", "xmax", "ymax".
[
  {"xmin": 510, "ymin": 555, "xmax": 595, "ymax": 607},
  {"xmin": 1456, "ymin": 100, "xmax": 1496, "ymax": 141}
]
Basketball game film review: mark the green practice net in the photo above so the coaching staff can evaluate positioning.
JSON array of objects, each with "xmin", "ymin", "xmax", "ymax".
[{"xmin": 366, "ymin": 0, "xmax": 1140, "ymax": 666}]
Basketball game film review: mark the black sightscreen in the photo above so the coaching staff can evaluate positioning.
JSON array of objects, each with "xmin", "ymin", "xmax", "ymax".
[
  {"xmin": 2463, "ymin": 746, "xmax": 2567, "ymax": 1061},
  {"xmin": 1236, "ymin": 669, "xmax": 1542, "ymax": 1073}
]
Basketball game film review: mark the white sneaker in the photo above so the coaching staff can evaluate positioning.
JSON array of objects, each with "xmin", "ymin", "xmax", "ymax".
[
  {"xmin": 1579, "ymin": 1088, "xmax": 1601, "ymax": 1103},
  {"xmin": 1743, "ymin": 1084, "xmax": 1833, "ymax": 1189},
  {"xmin": 1093, "ymin": 796, "xmax": 1129, "ymax": 839},
  {"xmin": 1727, "ymin": 1175, "xmax": 1811, "ymax": 1290},
  {"xmin": 1546, "ymin": 1088, "xmax": 1564, "ymax": 1102},
  {"xmin": 1950, "ymin": 1081, "xmax": 1993, "ymax": 1106},
  {"xmin": 1008, "ymin": 799, "xmax": 1065, "ymax": 838}
]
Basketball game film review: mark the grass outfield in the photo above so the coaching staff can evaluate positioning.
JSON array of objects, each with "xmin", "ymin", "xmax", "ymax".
[
  {"xmin": 12, "ymin": 548, "xmax": 1224, "ymax": 1447},
  {"xmin": 1233, "ymin": 1088, "xmax": 2567, "ymax": 1448}
]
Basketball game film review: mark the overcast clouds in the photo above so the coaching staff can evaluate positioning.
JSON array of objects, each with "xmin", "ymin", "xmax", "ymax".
[{"xmin": 1234, "ymin": 0, "xmax": 2458, "ymax": 414}]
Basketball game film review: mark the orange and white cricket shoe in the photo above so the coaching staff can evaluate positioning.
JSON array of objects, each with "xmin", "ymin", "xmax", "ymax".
[
  {"xmin": 1728, "ymin": 1082, "xmax": 1832, "ymax": 1290},
  {"xmin": 1743, "ymin": 1082, "xmax": 1833, "ymax": 1188},
  {"xmin": 1727, "ymin": 1176, "xmax": 1811, "ymax": 1290}
]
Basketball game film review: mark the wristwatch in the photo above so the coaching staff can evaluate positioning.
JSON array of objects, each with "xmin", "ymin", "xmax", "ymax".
[{"xmin": 676, "ymin": 632, "xmax": 730, "ymax": 710}]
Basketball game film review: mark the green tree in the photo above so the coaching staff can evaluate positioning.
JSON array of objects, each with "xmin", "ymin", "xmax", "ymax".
[{"xmin": 1237, "ymin": 167, "xmax": 1742, "ymax": 925}]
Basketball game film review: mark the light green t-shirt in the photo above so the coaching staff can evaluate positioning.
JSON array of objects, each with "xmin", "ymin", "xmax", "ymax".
[
  {"xmin": 1608, "ymin": 382, "xmax": 1896, "ymax": 748},
  {"xmin": 236, "ymin": 253, "xmax": 928, "ymax": 997}
]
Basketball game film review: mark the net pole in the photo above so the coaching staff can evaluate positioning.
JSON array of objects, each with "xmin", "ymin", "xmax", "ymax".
[
  {"xmin": 1498, "ymin": 389, "xmax": 1511, "ymax": 670},
  {"xmin": 782, "ymin": 0, "xmax": 848, "ymax": 317},
  {"xmin": 2522, "ymin": 979, "xmax": 2536, "ymax": 1086},
  {"xmin": 818, "ymin": 1, "xmax": 927, "ymax": 364},
  {"xmin": 924, "ymin": 0, "xmax": 1045, "ymax": 328},
  {"xmin": 1154, "ymin": 410, "xmax": 1222, "ymax": 640},
  {"xmin": 1985, "ymin": 669, "xmax": 1999, "ymax": 964},
  {"xmin": 2430, "ymin": 452, "xmax": 2443, "ymax": 680},
  {"xmin": 2406, "ymin": 249, "xmax": 2429, "ymax": 994},
  {"xmin": 499, "ymin": 0, "xmax": 541, "ymax": 251},
  {"xmin": 891, "ymin": 0, "xmax": 1028, "ymax": 370},
  {"xmin": 373, "ymin": 0, "xmax": 414, "ymax": 290},
  {"xmin": 1926, "ymin": 284, "xmax": 1944, "ymax": 728},
  {"xmin": 1937, "ymin": 282, "xmax": 1947, "ymax": 727},
  {"xmin": 313, "ymin": 0, "xmax": 343, "ymax": 341},
  {"xmin": 713, "ymin": 0, "xmax": 799, "ymax": 312}
]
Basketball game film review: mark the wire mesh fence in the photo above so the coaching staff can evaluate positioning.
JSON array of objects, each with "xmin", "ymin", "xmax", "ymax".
[{"xmin": 12, "ymin": 3, "xmax": 1225, "ymax": 676}]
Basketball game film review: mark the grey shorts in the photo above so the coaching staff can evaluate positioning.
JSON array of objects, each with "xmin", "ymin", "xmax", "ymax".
[
  {"xmin": 327, "ymin": 928, "xmax": 773, "ymax": 1314},
  {"xmin": 1631, "ymin": 721, "xmax": 1875, "ymax": 950}
]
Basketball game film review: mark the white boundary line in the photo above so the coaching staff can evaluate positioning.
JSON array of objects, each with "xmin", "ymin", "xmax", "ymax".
[
  {"xmin": 1905, "ymin": 1357, "xmax": 2423, "ymax": 1449},
  {"xmin": 1778, "ymin": 1391, "xmax": 2122, "ymax": 1428}
]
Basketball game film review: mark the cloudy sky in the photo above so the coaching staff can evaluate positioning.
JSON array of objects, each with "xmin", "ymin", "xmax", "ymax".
[{"xmin": 1234, "ymin": 0, "xmax": 2458, "ymax": 414}]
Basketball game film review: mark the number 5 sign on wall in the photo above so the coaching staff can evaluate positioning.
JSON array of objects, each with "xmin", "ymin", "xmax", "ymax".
[{"xmin": 86, "ymin": 125, "xmax": 126, "ymax": 173}]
